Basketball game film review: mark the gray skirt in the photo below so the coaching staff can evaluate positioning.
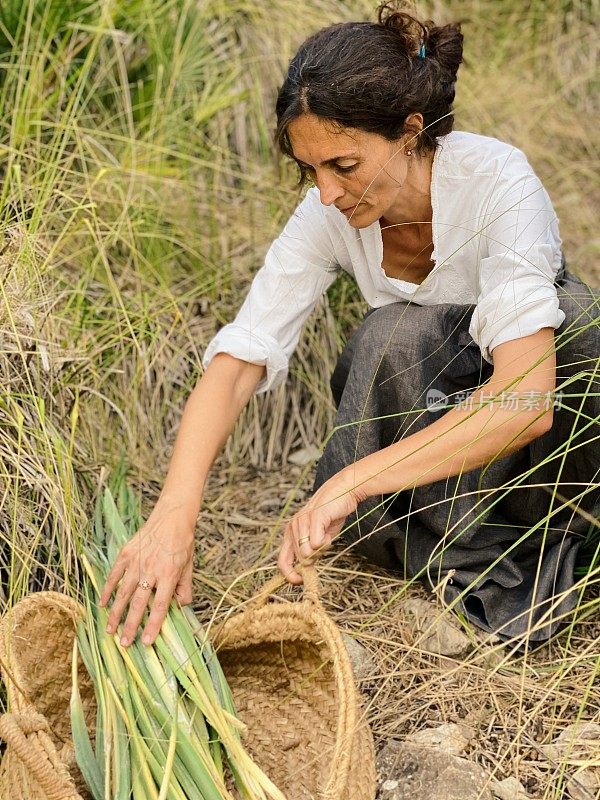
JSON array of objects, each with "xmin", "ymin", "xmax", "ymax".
[{"xmin": 314, "ymin": 265, "xmax": 600, "ymax": 643}]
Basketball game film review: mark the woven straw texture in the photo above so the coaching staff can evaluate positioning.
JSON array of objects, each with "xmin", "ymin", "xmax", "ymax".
[
  {"xmin": 0, "ymin": 566, "xmax": 377, "ymax": 800},
  {"xmin": 0, "ymin": 591, "xmax": 94, "ymax": 800},
  {"xmin": 210, "ymin": 563, "xmax": 377, "ymax": 800}
]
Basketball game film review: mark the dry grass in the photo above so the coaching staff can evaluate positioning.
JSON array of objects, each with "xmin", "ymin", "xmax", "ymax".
[
  {"xmin": 0, "ymin": 0, "xmax": 598, "ymax": 797},
  {"xmin": 188, "ymin": 461, "xmax": 600, "ymax": 798}
]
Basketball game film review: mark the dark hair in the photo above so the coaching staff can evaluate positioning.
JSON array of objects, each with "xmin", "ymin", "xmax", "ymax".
[{"xmin": 275, "ymin": 1, "xmax": 465, "ymax": 188}]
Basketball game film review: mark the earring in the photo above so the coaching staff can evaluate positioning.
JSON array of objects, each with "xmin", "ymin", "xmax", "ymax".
[{"xmin": 407, "ymin": 149, "xmax": 413, "ymax": 156}]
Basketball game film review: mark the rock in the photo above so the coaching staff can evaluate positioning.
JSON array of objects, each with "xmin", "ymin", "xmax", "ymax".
[
  {"xmin": 492, "ymin": 776, "xmax": 529, "ymax": 799},
  {"xmin": 377, "ymin": 740, "xmax": 493, "ymax": 800},
  {"xmin": 287, "ymin": 445, "xmax": 321, "ymax": 466},
  {"xmin": 540, "ymin": 723, "xmax": 600, "ymax": 800},
  {"xmin": 342, "ymin": 633, "xmax": 376, "ymax": 682},
  {"xmin": 402, "ymin": 598, "xmax": 472, "ymax": 658},
  {"xmin": 567, "ymin": 768, "xmax": 600, "ymax": 800},
  {"xmin": 542, "ymin": 722, "xmax": 600, "ymax": 761},
  {"xmin": 406, "ymin": 722, "xmax": 476, "ymax": 756}
]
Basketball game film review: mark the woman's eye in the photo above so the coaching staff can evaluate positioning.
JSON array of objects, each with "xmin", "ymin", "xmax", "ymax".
[{"xmin": 335, "ymin": 164, "xmax": 357, "ymax": 174}]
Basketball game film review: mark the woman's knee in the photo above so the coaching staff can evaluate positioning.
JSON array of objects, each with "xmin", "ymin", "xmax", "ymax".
[
  {"xmin": 353, "ymin": 301, "xmax": 459, "ymax": 361},
  {"xmin": 556, "ymin": 278, "xmax": 600, "ymax": 332}
]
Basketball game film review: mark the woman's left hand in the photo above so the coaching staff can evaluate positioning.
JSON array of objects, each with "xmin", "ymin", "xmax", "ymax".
[{"xmin": 277, "ymin": 469, "xmax": 363, "ymax": 584}]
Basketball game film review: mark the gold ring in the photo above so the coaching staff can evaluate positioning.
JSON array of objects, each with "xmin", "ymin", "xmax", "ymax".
[
  {"xmin": 298, "ymin": 536, "xmax": 310, "ymax": 545},
  {"xmin": 137, "ymin": 579, "xmax": 152, "ymax": 590}
]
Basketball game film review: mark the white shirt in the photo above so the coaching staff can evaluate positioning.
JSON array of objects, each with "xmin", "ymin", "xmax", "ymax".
[{"xmin": 202, "ymin": 130, "xmax": 565, "ymax": 394}]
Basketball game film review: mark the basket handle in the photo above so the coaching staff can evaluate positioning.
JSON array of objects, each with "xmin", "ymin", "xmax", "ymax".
[
  {"xmin": 245, "ymin": 562, "xmax": 322, "ymax": 612},
  {"xmin": 0, "ymin": 710, "xmax": 79, "ymax": 800}
]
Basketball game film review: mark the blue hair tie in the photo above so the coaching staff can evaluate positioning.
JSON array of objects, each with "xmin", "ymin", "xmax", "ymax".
[{"xmin": 418, "ymin": 42, "xmax": 426, "ymax": 59}]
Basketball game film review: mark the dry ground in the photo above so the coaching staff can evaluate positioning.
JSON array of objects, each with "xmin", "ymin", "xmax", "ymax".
[{"xmin": 176, "ymin": 458, "xmax": 600, "ymax": 800}]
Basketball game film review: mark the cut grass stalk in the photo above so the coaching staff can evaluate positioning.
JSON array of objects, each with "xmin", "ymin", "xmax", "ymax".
[
  {"xmin": 158, "ymin": 687, "xmax": 179, "ymax": 800},
  {"xmin": 70, "ymin": 638, "xmax": 103, "ymax": 800},
  {"xmin": 74, "ymin": 482, "xmax": 287, "ymax": 800},
  {"xmin": 119, "ymin": 643, "xmax": 220, "ymax": 800},
  {"xmin": 104, "ymin": 677, "xmax": 161, "ymax": 800}
]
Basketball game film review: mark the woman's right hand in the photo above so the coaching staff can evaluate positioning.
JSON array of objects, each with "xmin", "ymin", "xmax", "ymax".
[{"xmin": 98, "ymin": 499, "xmax": 197, "ymax": 647}]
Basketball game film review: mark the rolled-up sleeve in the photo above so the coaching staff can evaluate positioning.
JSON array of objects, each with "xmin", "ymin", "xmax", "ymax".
[
  {"xmin": 202, "ymin": 188, "xmax": 339, "ymax": 394},
  {"xmin": 468, "ymin": 150, "xmax": 566, "ymax": 364}
]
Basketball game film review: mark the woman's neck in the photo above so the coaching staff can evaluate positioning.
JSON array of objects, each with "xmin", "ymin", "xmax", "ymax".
[{"xmin": 380, "ymin": 150, "xmax": 434, "ymax": 229}]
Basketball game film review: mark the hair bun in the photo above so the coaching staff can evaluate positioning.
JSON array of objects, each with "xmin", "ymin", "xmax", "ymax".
[
  {"xmin": 276, "ymin": 0, "xmax": 465, "ymax": 184},
  {"xmin": 377, "ymin": 1, "xmax": 464, "ymax": 81},
  {"xmin": 426, "ymin": 21, "xmax": 464, "ymax": 79}
]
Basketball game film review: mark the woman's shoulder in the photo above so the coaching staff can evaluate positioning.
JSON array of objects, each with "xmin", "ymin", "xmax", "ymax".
[
  {"xmin": 276, "ymin": 186, "xmax": 351, "ymax": 269},
  {"xmin": 293, "ymin": 185, "xmax": 341, "ymax": 224},
  {"xmin": 284, "ymin": 186, "xmax": 344, "ymax": 240},
  {"xmin": 435, "ymin": 130, "xmax": 535, "ymax": 180}
]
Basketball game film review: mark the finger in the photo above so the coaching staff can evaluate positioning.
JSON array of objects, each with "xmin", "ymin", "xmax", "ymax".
[
  {"xmin": 278, "ymin": 533, "xmax": 303, "ymax": 585},
  {"xmin": 175, "ymin": 561, "xmax": 194, "ymax": 606},
  {"xmin": 311, "ymin": 514, "xmax": 332, "ymax": 553},
  {"xmin": 141, "ymin": 581, "xmax": 178, "ymax": 645},
  {"xmin": 290, "ymin": 518, "xmax": 307, "ymax": 562},
  {"xmin": 98, "ymin": 557, "xmax": 128, "ymax": 607},
  {"xmin": 313, "ymin": 532, "xmax": 333, "ymax": 559},
  {"xmin": 118, "ymin": 576, "xmax": 158, "ymax": 646},
  {"xmin": 297, "ymin": 512, "xmax": 323, "ymax": 558},
  {"xmin": 105, "ymin": 571, "xmax": 143, "ymax": 634}
]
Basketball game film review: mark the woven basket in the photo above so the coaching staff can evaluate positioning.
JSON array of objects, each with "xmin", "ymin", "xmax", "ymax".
[
  {"xmin": 0, "ymin": 565, "xmax": 377, "ymax": 800},
  {"xmin": 209, "ymin": 562, "xmax": 377, "ymax": 800},
  {"xmin": 0, "ymin": 591, "xmax": 95, "ymax": 800}
]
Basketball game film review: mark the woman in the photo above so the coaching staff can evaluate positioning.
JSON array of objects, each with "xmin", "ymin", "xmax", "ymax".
[{"xmin": 99, "ymin": 2, "xmax": 599, "ymax": 648}]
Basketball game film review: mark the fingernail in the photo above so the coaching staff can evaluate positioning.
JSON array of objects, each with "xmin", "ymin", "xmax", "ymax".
[
  {"xmin": 142, "ymin": 634, "xmax": 151, "ymax": 645},
  {"xmin": 120, "ymin": 636, "xmax": 128, "ymax": 646},
  {"xmin": 106, "ymin": 625, "xmax": 112, "ymax": 634}
]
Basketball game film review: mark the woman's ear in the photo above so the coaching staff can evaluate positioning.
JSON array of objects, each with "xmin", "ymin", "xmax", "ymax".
[
  {"xmin": 404, "ymin": 111, "xmax": 424, "ymax": 131},
  {"xmin": 402, "ymin": 112, "xmax": 425, "ymax": 149}
]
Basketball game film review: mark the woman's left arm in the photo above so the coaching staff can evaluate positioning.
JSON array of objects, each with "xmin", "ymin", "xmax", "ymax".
[
  {"xmin": 278, "ymin": 324, "xmax": 557, "ymax": 582},
  {"xmin": 278, "ymin": 147, "xmax": 564, "ymax": 581}
]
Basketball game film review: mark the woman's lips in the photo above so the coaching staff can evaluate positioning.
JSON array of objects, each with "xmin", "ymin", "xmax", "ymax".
[{"xmin": 340, "ymin": 203, "xmax": 361, "ymax": 214}]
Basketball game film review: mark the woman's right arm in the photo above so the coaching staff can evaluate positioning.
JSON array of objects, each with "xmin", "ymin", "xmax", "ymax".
[
  {"xmin": 99, "ymin": 188, "xmax": 339, "ymax": 647},
  {"xmin": 98, "ymin": 352, "xmax": 266, "ymax": 647}
]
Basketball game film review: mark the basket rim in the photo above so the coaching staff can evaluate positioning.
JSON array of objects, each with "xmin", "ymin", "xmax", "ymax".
[
  {"xmin": 208, "ymin": 582, "xmax": 371, "ymax": 800},
  {"xmin": 0, "ymin": 591, "xmax": 85, "ymax": 710}
]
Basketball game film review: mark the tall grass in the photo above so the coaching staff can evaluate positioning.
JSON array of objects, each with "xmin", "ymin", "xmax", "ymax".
[{"xmin": 0, "ymin": 1, "xmax": 597, "ymax": 797}]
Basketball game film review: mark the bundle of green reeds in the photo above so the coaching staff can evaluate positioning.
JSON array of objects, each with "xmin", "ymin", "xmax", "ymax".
[{"xmin": 71, "ymin": 481, "xmax": 286, "ymax": 800}]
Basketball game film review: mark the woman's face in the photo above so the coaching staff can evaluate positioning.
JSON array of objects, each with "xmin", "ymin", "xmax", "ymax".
[{"xmin": 287, "ymin": 112, "xmax": 423, "ymax": 227}]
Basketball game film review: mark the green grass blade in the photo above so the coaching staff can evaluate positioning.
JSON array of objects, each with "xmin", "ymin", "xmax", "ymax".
[{"xmin": 70, "ymin": 638, "xmax": 103, "ymax": 800}]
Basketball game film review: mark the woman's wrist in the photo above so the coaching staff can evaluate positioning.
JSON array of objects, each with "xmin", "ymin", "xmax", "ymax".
[
  {"xmin": 335, "ymin": 464, "xmax": 373, "ymax": 504},
  {"xmin": 339, "ymin": 451, "xmax": 401, "ymax": 501},
  {"xmin": 153, "ymin": 490, "xmax": 202, "ymax": 531}
]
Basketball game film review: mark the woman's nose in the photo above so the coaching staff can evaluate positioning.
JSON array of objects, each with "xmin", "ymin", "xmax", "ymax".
[{"xmin": 316, "ymin": 171, "xmax": 344, "ymax": 206}]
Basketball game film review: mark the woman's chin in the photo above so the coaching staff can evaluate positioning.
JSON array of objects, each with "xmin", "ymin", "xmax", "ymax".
[{"xmin": 342, "ymin": 203, "xmax": 371, "ymax": 225}]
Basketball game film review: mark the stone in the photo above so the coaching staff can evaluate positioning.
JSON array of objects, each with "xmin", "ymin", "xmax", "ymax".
[
  {"xmin": 542, "ymin": 722, "xmax": 600, "ymax": 761},
  {"xmin": 402, "ymin": 598, "xmax": 472, "ymax": 658},
  {"xmin": 566, "ymin": 768, "xmax": 600, "ymax": 800},
  {"xmin": 287, "ymin": 445, "xmax": 322, "ymax": 466},
  {"xmin": 341, "ymin": 632, "xmax": 376, "ymax": 682},
  {"xmin": 377, "ymin": 740, "xmax": 493, "ymax": 800},
  {"xmin": 492, "ymin": 776, "xmax": 529, "ymax": 799},
  {"xmin": 406, "ymin": 722, "xmax": 476, "ymax": 756},
  {"xmin": 540, "ymin": 723, "xmax": 600, "ymax": 800}
]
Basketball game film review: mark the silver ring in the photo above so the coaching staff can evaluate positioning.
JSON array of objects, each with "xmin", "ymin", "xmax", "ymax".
[
  {"xmin": 298, "ymin": 536, "xmax": 310, "ymax": 545},
  {"xmin": 137, "ymin": 579, "xmax": 152, "ymax": 590}
]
